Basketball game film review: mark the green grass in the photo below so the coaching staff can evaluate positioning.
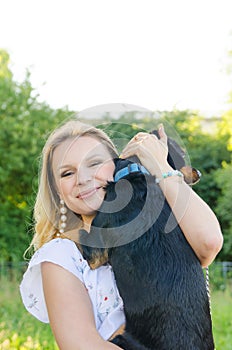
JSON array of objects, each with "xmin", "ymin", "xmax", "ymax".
[
  {"xmin": 211, "ymin": 288, "xmax": 232, "ymax": 349},
  {"xmin": 0, "ymin": 278, "xmax": 58, "ymax": 350},
  {"xmin": 0, "ymin": 278, "xmax": 232, "ymax": 349}
]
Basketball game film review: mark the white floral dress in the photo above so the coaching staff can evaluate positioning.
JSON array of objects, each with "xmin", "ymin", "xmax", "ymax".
[{"xmin": 20, "ymin": 238, "xmax": 125, "ymax": 340}]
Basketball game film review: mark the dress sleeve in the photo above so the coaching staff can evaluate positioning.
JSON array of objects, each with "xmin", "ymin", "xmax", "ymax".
[{"xmin": 19, "ymin": 238, "xmax": 88, "ymax": 323}]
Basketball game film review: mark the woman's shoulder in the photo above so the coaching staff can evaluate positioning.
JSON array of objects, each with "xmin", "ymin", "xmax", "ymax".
[
  {"xmin": 30, "ymin": 237, "xmax": 81, "ymax": 259},
  {"xmin": 28, "ymin": 238, "xmax": 89, "ymax": 282},
  {"xmin": 20, "ymin": 238, "xmax": 90, "ymax": 322}
]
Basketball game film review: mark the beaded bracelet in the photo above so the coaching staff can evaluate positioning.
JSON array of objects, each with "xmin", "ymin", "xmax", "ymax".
[{"xmin": 155, "ymin": 170, "xmax": 183, "ymax": 184}]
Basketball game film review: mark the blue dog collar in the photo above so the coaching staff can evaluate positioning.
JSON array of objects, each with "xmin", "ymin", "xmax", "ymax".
[{"xmin": 114, "ymin": 163, "xmax": 150, "ymax": 182}]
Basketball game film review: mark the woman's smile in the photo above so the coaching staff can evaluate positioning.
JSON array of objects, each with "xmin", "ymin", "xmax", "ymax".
[{"xmin": 77, "ymin": 186, "xmax": 103, "ymax": 199}]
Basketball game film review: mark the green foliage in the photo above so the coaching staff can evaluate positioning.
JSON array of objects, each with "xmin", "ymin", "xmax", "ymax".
[
  {"xmin": 209, "ymin": 262, "xmax": 232, "ymax": 291},
  {"xmin": 214, "ymin": 162, "xmax": 232, "ymax": 260},
  {"xmin": 0, "ymin": 49, "xmax": 12, "ymax": 79},
  {"xmin": 184, "ymin": 132, "xmax": 231, "ymax": 210},
  {"xmin": 216, "ymin": 111, "xmax": 232, "ymax": 151},
  {"xmin": 96, "ymin": 118, "xmax": 148, "ymax": 153},
  {"xmin": 0, "ymin": 49, "xmax": 74, "ymax": 261}
]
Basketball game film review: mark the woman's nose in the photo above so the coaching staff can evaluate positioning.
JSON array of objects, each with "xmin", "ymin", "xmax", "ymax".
[{"xmin": 76, "ymin": 167, "xmax": 92, "ymax": 185}]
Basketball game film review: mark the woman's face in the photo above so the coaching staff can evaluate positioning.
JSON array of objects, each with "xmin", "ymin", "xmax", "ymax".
[{"xmin": 52, "ymin": 135, "xmax": 115, "ymax": 218}]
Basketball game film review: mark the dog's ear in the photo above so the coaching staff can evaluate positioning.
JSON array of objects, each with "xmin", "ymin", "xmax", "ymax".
[{"xmin": 180, "ymin": 166, "xmax": 201, "ymax": 185}]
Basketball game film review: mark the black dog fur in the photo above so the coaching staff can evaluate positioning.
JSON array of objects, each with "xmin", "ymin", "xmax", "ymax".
[{"xmin": 78, "ymin": 133, "xmax": 214, "ymax": 350}]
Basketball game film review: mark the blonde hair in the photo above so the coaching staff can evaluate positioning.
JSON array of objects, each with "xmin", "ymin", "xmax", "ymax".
[{"xmin": 29, "ymin": 119, "xmax": 118, "ymax": 252}]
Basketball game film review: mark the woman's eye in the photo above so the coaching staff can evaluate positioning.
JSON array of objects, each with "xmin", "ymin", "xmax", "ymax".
[
  {"xmin": 90, "ymin": 160, "xmax": 102, "ymax": 167},
  {"xmin": 61, "ymin": 171, "xmax": 73, "ymax": 178}
]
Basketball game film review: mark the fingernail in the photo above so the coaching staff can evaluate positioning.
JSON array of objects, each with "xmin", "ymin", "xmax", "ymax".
[
  {"xmin": 158, "ymin": 123, "xmax": 163, "ymax": 131},
  {"xmin": 120, "ymin": 152, "xmax": 127, "ymax": 158}
]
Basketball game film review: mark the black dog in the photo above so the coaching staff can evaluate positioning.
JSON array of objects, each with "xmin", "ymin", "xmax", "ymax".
[{"xmin": 78, "ymin": 133, "xmax": 214, "ymax": 350}]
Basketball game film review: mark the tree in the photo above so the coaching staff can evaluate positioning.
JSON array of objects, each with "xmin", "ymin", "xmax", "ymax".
[
  {"xmin": 214, "ymin": 162, "xmax": 232, "ymax": 261},
  {"xmin": 211, "ymin": 112, "xmax": 232, "ymax": 260},
  {"xmin": 0, "ymin": 49, "xmax": 12, "ymax": 79},
  {"xmin": 0, "ymin": 49, "xmax": 73, "ymax": 261}
]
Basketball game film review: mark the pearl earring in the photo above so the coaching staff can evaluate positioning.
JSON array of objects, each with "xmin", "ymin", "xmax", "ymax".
[{"xmin": 58, "ymin": 199, "xmax": 67, "ymax": 236}]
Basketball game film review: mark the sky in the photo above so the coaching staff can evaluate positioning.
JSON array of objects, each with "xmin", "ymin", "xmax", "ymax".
[{"xmin": 1, "ymin": 0, "xmax": 232, "ymax": 117}]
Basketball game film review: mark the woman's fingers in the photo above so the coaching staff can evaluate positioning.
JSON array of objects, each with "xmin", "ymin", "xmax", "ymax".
[
  {"xmin": 120, "ymin": 143, "xmax": 140, "ymax": 158},
  {"xmin": 126, "ymin": 132, "xmax": 149, "ymax": 145},
  {"xmin": 120, "ymin": 126, "xmax": 169, "ymax": 175},
  {"xmin": 158, "ymin": 124, "xmax": 167, "ymax": 147},
  {"xmin": 120, "ymin": 126, "xmax": 171, "ymax": 176},
  {"xmin": 121, "ymin": 132, "xmax": 148, "ymax": 157}
]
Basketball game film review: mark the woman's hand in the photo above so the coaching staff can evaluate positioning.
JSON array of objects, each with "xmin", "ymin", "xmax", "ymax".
[{"xmin": 120, "ymin": 124, "xmax": 172, "ymax": 177}]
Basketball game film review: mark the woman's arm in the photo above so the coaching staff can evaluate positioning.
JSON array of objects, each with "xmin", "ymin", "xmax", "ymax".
[
  {"xmin": 120, "ymin": 125, "xmax": 223, "ymax": 267},
  {"xmin": 41, "ymin": 262, "xmax": 121, "ymax": 350},
  {"xmin": 157, "ymin": 174, "xmax": 223, "ymax": 267}
]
